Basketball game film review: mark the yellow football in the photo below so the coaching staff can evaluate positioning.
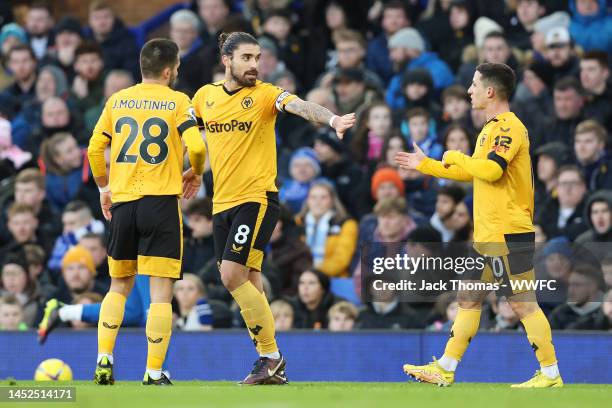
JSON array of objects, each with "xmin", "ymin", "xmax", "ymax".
[{"xmin": 34, "ymin": 359, "xmax": 73, "ymax": 381}]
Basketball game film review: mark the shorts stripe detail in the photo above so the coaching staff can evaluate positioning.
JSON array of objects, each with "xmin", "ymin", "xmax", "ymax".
[
  {"xmin": 108, "ymin": 256, "xmax": 137, "ymax": 278},
  {"xmin": 138, "ymin": 255, "xmax": 181, "ymax": 279}
]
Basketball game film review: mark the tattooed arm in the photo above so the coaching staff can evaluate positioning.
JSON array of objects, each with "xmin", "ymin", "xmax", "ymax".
[{"xmin": 284, "ymin": 98, "xmax": 356, "ymax": 139}]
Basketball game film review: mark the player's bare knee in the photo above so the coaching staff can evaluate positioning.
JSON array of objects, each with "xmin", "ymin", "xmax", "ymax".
[
  {"xmin": 508, "ymin": 299, "xmax": 539, "ymax": 319},
  {"xmin": 149, "ymin": 277, "xmax": 174, "ymax": 303},
  {"xmin": 110, "ymin": 276, "xmax": 135, "ymax": 297}
]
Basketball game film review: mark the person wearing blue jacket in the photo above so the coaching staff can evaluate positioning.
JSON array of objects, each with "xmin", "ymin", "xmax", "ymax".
[
  {"xmin": 569, "ymin": 0, "xmax": 612, "ymax": 55},
  {"xmin": 386, "ymin": 27, "xmax": 455, "ymax": 110}
]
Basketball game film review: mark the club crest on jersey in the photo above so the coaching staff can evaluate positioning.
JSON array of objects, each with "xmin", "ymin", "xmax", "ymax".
[{"xmin": 241, "ymin": 96, "xmax": 254, "ymax": 109}]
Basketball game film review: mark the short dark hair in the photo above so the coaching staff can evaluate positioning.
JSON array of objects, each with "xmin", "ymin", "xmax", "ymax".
[
  {"xmin": 406, "ymin": 106, "xmax": 429, "ymax": 121},
  {"xmin": 383, "ymin": 0, "xmax": 409, "ymax": 16},
  {"xmin": 7, "ymin": 44, "xmax": 36, "ymax": 61},
  {"xmin": 74, "ymin": 41, "xmax": 103, "ymax": 60},
  {"xmin": 185, "ymin": 197, "xmax": 213, "ymax": 219},
  {"xmin": 557, "ymin": 164, "xmax": 586, "ymax": 184},
  {"xmin": 476, "ymin": 62, "xmax": 516, "ymax": 100},
  {"xmin": 81, "ymin": 232, "xmax": 106, "ymax": 248},
  {"xmin": 140, "ymin": 38, "xmax": 179, "ymax": 78},
  {"xmin": 438, "ymin": 185, "xmax": 466, "ymax": 204},
  {"xmin": 483, "ymin": 31, "xmax": 507, "ymax": 44},
  {"xmin": 554, "ymin": 76, "xmax": 583, "ymax": 94},
  {"xmin": 64, "ymin": 200, "xmax": 90, "ymax": 214},
  {"xmin": 219, "ymin": 31, "xmax": 259, "ymax": 57},
  {"xmin": 442, "ymin": 84, "xmax": 469, "ymax": 103},
  {"xmin": 581, "ymin": 50, "xmax": 609, "ymax": 69}
]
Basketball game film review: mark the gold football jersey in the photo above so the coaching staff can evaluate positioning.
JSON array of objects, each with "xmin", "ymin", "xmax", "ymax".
[
  {"xmin": 89, "ymin": 83, "xmax": 199, "ymax": 203},
  {"xmin": 192, "ymin": 80, "xmax": 297, "ymax": 214}
]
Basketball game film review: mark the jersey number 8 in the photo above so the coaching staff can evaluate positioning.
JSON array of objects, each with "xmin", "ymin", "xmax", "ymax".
[{"xmin": 115, "ymin": 116, "xmax": 169, "ymax": 165}]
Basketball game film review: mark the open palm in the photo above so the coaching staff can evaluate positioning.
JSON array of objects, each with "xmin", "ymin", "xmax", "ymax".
[{"xmin": 395, "ymin": 143, "xmax": 427, "ymax": 170}]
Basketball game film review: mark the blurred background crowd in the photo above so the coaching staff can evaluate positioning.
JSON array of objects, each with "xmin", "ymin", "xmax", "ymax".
[{"xmin": 0, "ymin": 0, "xmax": 611, "ymax": 334}]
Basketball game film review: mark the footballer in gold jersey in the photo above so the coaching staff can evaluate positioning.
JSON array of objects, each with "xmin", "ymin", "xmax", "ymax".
[
  {"xmin": 86, "ymin": 39, "xmax": 206, "ymax": 386},
  {"xmin": 187, "ymin": 32, "xmax": 355, "ymax": 385},
  {"xmin": 397, "ymin": 63, "xmax": 563, "ymax": 388}
]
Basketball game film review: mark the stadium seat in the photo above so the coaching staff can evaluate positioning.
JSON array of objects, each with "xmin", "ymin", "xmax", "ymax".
[{"xmin": 330, "ymin": 278, "xmax": 361, "ymax": 306}]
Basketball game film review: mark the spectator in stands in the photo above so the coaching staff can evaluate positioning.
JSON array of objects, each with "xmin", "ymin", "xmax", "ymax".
[
  {"xmin": 78, "ymin": 232, "xmax": 110, "ymax": 289},
  {"xmin": 512, "ymin": 61, "xmax": 555, "ymax": 137},
  {"xmin": 0, "ymin": 23, "xmax": 27, "ymax": 58},
  {"xmin": 11, "ymin": 64, "xmax": 70, "ymax": 150},
  {"xmin": 270, "ymin": 299, "xmax": 294, "ymax": 331},
  {"xmin": 357, "ymin": 275, "xmax": 422, "ymax": 329},
  {"xmin": 23, "ymin": 243, "xmax": 55, "ymax": 299},
  {"xmin": 568, "ymin": 0, "xmax": 612, "ymax": 55},
  {"xmin": 575, "ymin": 190, "xmax": 612, "ymax": 254},
  {"xmin": 197, "ymin": 0, "xmax": 231, "ymax": 47},
  {"xmin": 268, "ymin": 205, "xmax": 312, "ymax": 296},
  {"xmin": 257, "ymin": 36, "xmax": 286, "ymax": 83},
  {"xmin": 183, "ymin": 198, "xmax": 215, "ymax": 274},
  {"xmin": 49, "ymin": 245, "xmax": 106, "ymax": 305},
  {"xmin": 448, "ymin": 196, "xmax": 473, "ymax": 242},
  {"xmin": 46, "ymin": 17, "xmax": 83, "ymax": 83},
  {"xmin": 442, "ymin": 125, "xmax": 472, "ymax": 157},
  {"xmin": 296, "ymin": 181, "xmax": 358, "ymax": 278},
  {"xmin": 71, "ymin": 42, "xmax": 105, "ymax": 114},
  {"xmin": 328, "ymin": 301, "xmax": 358, "ymax": 331},
  {"xmin": 2, "ymin": 204, "xmax": 42, "ymax": 256},
  {"xmin": 314, "ymin": 128, "xmax": 366, "ymax": 218},
  {"xmin": 86, "ymin": 1, "xmax": 139, "ymax": 79},
  {"xmin": 0, "ymin": 44, "xmax": 38, "ymax": 112},
  {"xmin": 0, "ymin": 118, "xmax": 33, "ymax": 179},
  {"xmin": 440, "ymin": 85, "xmax": 472, "ymax": 134},
  {"xmin": 568, "ymin": 289, "xmax": 612, "ymax": 330},
  {"xmin": 69, "ymin": 292, "xmax": 103, "ymax": 329},
  {"xmin": 279, "ymin": 147, "xmax": 321, "ymax": 214},
  {"xmin": 84, "ymin": 70, "xmax": 134, "ymax": 135},
  {"xmin": 366, "ymin": 0, "xmax": 411, "ymax": 85},
  {"xmin": 549, "ymin": 263, "xmax": 605, "ymax": 329},
  {"xmin": 331, "ymin": 67, "xmax": 379, "ymax": 119},
  {"xmin": 426, "ymin": 292, "xmax": 457, "ymax": 332},
  {"xmin": 290, "ymin": 269, "xmax": 343, "ymax": 329},
  {"xmin": 318, "ymin": 29, "xmax": 382, "ymax": 91},
  {"xmin": 507, "ymin": 0, "xmax": 546, "ymax": 50},
  {"xmin": 536, "ymin": 77, "xmax": 584, "ymax": 147},
  {"xmin": 47, "ymin": 201, "xmax": 104, "ymax": 274},
  {"xmin": 436, "ymin": 0, "xmax": 474, "ymax": 72},
  {"xmin": 457, "ymin": 31, "xmax": 519, "ymax": 89},
  {"xmin": 389, "ymin": 68, "xmax": 441, "ymax": 118},
  {"xmin": 492, "ymin": 297, "xmax": 521, "ymax": 331},
  {"xmin": 25, "ymin": 1, "xmax": 54, "ymax": 61},
  {"xmin": 533, "ymin": 142, "xmax": 569, "ymax": 218},
  {"xmin": 351, "ymin": 197, "xmax": 417, "ymax": 278},
  {"xmin": 542, "ymin": 27, "xmax": 581, "ymax": 84},
  {"xmin": 4, "ymin": 169, "xmax": 61, "ymax": 244},
  {"xmin": 602, "ymin": 256, "xmax": 612, "ymax": 289},
  {"xmin": 430, "ymin": 185, "xmax": 466, "ymax": 243},
  {"xmin": 39, "ymin": 133, "xmax": 93, "ymax": 212},
  {"xmin": 350, "ymin": 102, "xmax": 392, "ymax": 168},
  {"xmin": 539, "ymin": 165, "xmax": 589, "ymax": 241},
  {"xmin": 0, "ymin": 252, "xmax": 40, "ymax": 327},
  {"xmin": 26, "ymin": 97, "xmax": 83, "ymax": 155},
  {"xmin": 574, "ymin": 120, "xmax": 612, "ymax": 191},
  {"xmin": 170, "ymin": 9, "xmax": 211, "ymax": 97},
  {"xmin": 0, "ymin": 294, "xmax": 27, "ymax": 330},
  {"xmin": 261, "ymin": 10, "xmax": 304, "ymax": 84},
  {"xmin": 403, "ymin": 107, "xmax": 443, "ymax": 160},
  {"xmin": 580, "ymin": 51, "xmax": 611, "ymax": 131},
  {"xmin": 387, "ymin": 27, "xmax": 454, "ymax": 96},
  {"xmin": 539, "ymin": 237, "xmax": 573, "ymax": 305},
  {"xmin": 174, "ymin": 274, "xmax": 213, "ymax": 331}
]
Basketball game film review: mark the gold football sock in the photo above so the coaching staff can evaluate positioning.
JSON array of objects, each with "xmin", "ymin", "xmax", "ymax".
[
  {"xmin": 231, "ymin": 281, "xmax": 278, "ymax": 355},
  {"xmin": 521, "ymin": 308, "xmax": 557, "ymax": 367},
  {"xmin": 443, "ymin": 307, "xmax": 481, "ymax": 361},
  {"xmin": 97, "ymin": 292, "xmax": 126, "ymax": 355},
  {"xmin": 145, "ymin": 303, "xmax": 173, "ymax": 371}
]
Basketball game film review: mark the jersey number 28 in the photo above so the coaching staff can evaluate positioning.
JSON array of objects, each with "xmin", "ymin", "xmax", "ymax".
[{"xmin": 115, "ymin": 116, "xmax": 169, "ymax": 165}]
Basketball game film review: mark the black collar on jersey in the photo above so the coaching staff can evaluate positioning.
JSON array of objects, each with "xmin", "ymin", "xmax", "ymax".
[{"xmin": 217, "ymin": 83, "xmax": 243, "ymax": 96}]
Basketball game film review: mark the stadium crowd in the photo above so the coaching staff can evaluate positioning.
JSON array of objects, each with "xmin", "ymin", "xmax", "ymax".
[{"xmin": 0, "ymin": 0, "xmax": 612, "ymax": 334}]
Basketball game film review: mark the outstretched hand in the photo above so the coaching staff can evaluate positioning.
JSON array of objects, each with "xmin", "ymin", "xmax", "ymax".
[
  {"xmin": 100, "ymin": 191, "xmax": 112, "ymax": 221},
  {"xmin": 395, "ymin": 143, "xmax": 427, "ymax": 170},
  {"xmin": 182, "ymin": 168, "xmax": 202, "ymax": 199},
  {"xmin": 331, "ymin": 113, "xmax": 356, "ymax": 139}
]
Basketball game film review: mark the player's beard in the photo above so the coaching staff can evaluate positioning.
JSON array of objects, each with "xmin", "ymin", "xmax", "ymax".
[{"xmin": 231, "ymin": 63, "xmax": 257, "ymax": 87}]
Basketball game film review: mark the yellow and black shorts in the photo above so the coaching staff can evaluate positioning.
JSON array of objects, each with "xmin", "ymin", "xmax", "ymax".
[
  {"xmin": 213, "ymin": 192, "xmax": 279, "ymax": 272},
  {"xmin": 107, "ymin": 195, "xmax": 182, "ymax": 279},
  {"xmin": 466, "ymin": 232, "xmax": 536, "ymax": 298}
]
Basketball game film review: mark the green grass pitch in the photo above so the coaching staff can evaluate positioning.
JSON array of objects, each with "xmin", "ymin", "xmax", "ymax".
[{"xmin": 1, "ymin": 381, "xmax": 610, "ymax": 408}]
